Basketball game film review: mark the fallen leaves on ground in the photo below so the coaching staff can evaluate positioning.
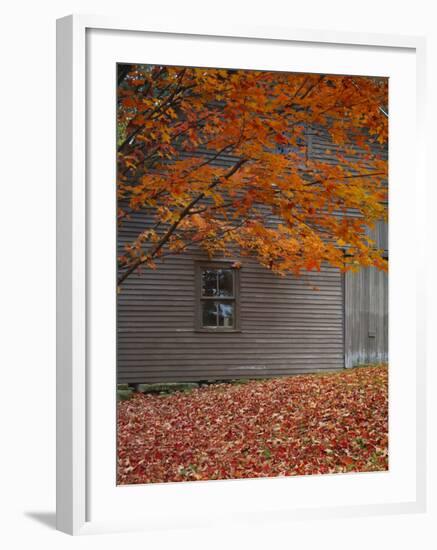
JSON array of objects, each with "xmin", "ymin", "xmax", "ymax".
[{"xmin": 117, "ymin": 364, "xmax": 388, "ymax": 484}]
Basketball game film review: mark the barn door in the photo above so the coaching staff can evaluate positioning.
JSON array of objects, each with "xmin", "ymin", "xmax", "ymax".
[{"xmin": 344, "ymin": 266, "xmax": 388, "ymax": 368}]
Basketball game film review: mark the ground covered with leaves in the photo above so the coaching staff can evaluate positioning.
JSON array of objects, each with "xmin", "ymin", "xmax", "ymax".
[{"xmin": 117, "ymin": 365, "xmax": 388, "ymax": 484}]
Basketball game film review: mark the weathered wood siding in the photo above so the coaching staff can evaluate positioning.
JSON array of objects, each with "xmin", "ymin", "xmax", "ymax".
[
  {"xmin": 311, "ymin": 128, "xmax": 388, "ymax": 368},
  {"xmin": 117, "ymin": 129, "xmax": 388, "ymax": 383},
  {"xmin": 117, "ymin": 250, "xmax": 345, "ymax": 383},
  {"xmin": 344, "ymin": 265, "xmax": 388, "ymax": 367},
  {"xmin": 344, "ymin": 220, "xmax": 388, "ymax": 367}
]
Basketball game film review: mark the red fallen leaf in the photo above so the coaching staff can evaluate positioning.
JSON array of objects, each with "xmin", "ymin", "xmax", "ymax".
[
  {"xmin": 122, "ymin": 97, "xmax": 137, "ymax": 108},
  {"xmin": 117, "ymin": 364, "xmax": 388, "ymax": 484}
]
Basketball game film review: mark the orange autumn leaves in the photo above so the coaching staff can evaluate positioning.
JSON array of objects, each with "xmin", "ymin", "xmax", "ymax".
[
  {"xmin": 117, "ymin": 65, "xmax": 388, "ymax": 285},
  {"xmin": 117, "ymin": 365, "xmax": 388, "ymax": 484}
]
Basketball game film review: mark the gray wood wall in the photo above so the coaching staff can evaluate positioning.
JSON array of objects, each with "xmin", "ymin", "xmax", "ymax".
[
  {"xmin": 344, "ymin": 266, "xmax": 388, "ymax": 367},
  {"xmin": 117, "ymin": 128, "xmax": 388, "ymax": 384},
  {"xmin": 117, "ymin": 251, "xmax": 345, "ymax": 384},
  {"xmin": 344, "ymin": 221, "xmax": 388, "ymax": 368}
]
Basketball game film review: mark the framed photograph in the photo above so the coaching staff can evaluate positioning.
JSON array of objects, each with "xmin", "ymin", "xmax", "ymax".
[{"xmin": 56, "ymin": 15, "xmax": 427, "ymax": 535}]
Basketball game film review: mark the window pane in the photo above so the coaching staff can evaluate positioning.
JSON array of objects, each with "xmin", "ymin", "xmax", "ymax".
[
  {"xmin": 218, "ymin": 301, "xmax": 234, "ymax": 328},
  {"xmin": 201, "ymin": 269, "xmax": 218, "ymax": 296},
  {"xmin": 217, "ymin": 269, "xmax": 234, "ymax": 297},
  {"xmin": 202, "ymin": 300, "xmax": 217, "ymax": 327}
]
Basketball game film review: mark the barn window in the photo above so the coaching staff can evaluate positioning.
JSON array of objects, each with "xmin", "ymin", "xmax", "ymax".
[{"xmin": 195, "ymin": 263, "xmax": 240, "ymax": 331}]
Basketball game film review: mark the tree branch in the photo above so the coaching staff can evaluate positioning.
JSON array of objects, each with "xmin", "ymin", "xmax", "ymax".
[
  {"xmin": 304, "ymin": 171, "xmax": 386, "ymax": 186},
  {"xmin": 117, "ymin": 157, "xmax": 249, "ymax": 285}
]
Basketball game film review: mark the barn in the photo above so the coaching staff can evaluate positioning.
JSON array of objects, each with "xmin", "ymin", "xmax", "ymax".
[{"xmin": 117, "ymin": 131, "xmax": 388, "ymax": 386}]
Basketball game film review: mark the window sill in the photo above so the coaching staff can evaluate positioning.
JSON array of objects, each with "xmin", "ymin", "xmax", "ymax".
[{"xmin": 194, "ymin": 328, "xmax": 242, "ymax": 333}]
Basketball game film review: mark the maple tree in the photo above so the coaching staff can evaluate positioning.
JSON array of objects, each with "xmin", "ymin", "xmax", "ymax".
[
  {"xmin": 117, "ymin": 64, "xmax": 388, "ymax": 286},
  {"xmin": 117, "ymin": 364, "xmax": 388, "ymax": 483}
]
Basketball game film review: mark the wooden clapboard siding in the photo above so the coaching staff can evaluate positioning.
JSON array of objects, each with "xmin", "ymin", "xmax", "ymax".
[
  {"xmin": 309, "ymin": 127, "xmax": 388, "ymax": 165},
  {"xmin": 117, "ymin": 251, "xmax": 344, "ymax": 383},
  {"xmin": 117, "ymin": 127, "xmax": 388, "ymax": 384},
  {"xmin": 311, "ymin": 127, "xmax": 388, "ymax": 369}
]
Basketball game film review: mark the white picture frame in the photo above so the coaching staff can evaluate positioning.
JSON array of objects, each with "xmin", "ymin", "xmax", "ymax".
[{"xmin": 56, "ymin": 14, "xmax": 427, "ymax": 535}]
